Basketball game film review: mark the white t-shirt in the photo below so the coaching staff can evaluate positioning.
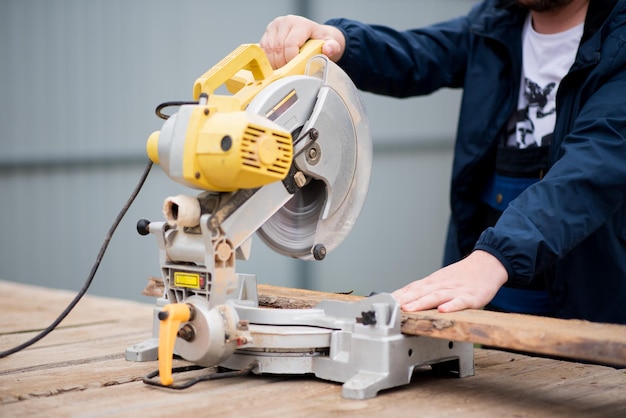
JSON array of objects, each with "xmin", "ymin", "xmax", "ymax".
[{"xmin": 506, "ymin": 14, "xmax": 584, "ymax": 149}]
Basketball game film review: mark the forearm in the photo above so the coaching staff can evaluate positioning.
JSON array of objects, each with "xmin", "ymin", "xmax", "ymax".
[{"xmin": 326, "ymin": 17, "xmax": 471, "ymax": 97}]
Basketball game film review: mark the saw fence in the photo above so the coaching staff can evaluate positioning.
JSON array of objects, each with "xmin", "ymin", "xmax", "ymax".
[{"xmin": 257, "ymin": 284, "xmax": 626, "ymax": 367}]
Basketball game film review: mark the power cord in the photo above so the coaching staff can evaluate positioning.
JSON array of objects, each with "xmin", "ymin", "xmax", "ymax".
[
  {"xmin": 155, "ymin": 100, "xmax": 198, "ymax": 120},
  {"xmin": 0, "ymin": 160, "xmax": 153, "ymax": 358}
]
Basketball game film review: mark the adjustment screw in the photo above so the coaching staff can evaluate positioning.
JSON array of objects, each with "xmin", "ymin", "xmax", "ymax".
[
  {"xmin": 357, "ymin": 310, "xmax": 377, "ymax": 326},
  {"xmin": 309, "ymin": 129, "xmax": 319, "ymax": 140},
  {"xmin": 136, "ymin": 219, "xmax": 151, "ymax": 236},
  {"xmin": 312, "ymin": 244, "xmax": 326, "ymax": 260},
  {"xmin": 306, "ymin": 144, "xmax": 320, "ymax": 165},
  {"xmin": 177, "ymin": 324, "xmax": 195, "ymax": 342}
]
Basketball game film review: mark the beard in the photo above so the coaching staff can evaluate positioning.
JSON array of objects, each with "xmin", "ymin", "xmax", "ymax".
[{"xmin": 515, "ymin": 0, "xmax": 576, "ymax": 11}]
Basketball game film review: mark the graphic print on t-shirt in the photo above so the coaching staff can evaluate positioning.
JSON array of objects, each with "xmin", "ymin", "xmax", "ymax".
[
  {"xmin": 513, "ymin": 77, "xmax": 556, "ymax": 149},
  {"xmin": 506, "ymin": 15, "xmax": 584, "ymax": 150}
]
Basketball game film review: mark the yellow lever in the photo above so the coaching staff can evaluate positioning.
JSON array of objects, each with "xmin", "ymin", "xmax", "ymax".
[{"xmin": 157, "ymin": 303, "xmax": 192, "ymax": 386}]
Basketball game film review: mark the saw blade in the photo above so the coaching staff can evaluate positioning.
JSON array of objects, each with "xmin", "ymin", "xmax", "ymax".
[
  {"xmin": 256, "ymin": 179, "xmax": 326, "ymax": 258},
  {"xmin": 246, "ymin": 58, "xmax": 372, "ymax": 260}
]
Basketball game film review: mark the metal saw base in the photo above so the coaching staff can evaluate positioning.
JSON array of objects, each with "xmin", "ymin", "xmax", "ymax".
[
  {"xmin": 222, "ymin": 332, "xmax": 474, "ymax": 399},
  {"xmin": 126, "ymin": 275, "xmax": 474, "ymax": 400}
]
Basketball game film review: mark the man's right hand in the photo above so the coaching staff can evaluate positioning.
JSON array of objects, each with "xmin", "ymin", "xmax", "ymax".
[{"xmin": 260, "ymin": 15, "xmax": 346, "ymax": 69}]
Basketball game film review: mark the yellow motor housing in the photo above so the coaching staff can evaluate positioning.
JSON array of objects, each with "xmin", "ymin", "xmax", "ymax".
[
  {"xmin": 147, "ymin": 106, "xmax": 293, "ymax": 191},
  {"xmin": 191, "ymin": 108, "xmax": 293, "ymax": 191},
  {"xmin": 147, "ymin": 40, "xmax": 324, "ymax": 192}
]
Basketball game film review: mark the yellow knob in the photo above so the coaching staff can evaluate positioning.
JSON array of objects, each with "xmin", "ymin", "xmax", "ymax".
[
  {"xmin": 257, "ymin": 135, "xmax": 279, "ymax": 166},
  {"xmin": 147, "ymin": 131, "xmax": 161, "ymax": 165}
]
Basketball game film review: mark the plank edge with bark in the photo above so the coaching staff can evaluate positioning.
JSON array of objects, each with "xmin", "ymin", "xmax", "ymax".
[{"xmin": 257, "ymin": 284, "xmax": 626, "ymax": 367}]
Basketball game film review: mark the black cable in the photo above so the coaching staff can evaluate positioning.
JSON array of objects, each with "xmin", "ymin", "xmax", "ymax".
[
  {"xmin": 0, "ymin": 161, "xmax": 153, "ymax": 359},
  {"xmin": 155, "ymin": 101, "xmax": 198, "ymax": 120},
  {"xmin": 142, "ymin": 362, "xmax": 259, "ymax": 389}
]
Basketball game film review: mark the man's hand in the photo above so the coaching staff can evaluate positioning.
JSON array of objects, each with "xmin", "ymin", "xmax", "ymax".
[
  {"xmin": 260, "ymin": 15, "xmax": 346, "ymax": 69},
  {"xmin": 392, "ymin": 250, "xmax": 508, "ymax": 313}
]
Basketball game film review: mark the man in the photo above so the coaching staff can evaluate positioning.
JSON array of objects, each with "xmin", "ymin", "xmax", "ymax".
[{"xmin": 260, "ymin": 0, "xmax": 626, "ymax": 324}]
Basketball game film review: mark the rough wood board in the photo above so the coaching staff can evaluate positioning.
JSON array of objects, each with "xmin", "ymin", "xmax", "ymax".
[{"xmin": 257, "ymin": 284, "xmax": 626, "ymax": 367}]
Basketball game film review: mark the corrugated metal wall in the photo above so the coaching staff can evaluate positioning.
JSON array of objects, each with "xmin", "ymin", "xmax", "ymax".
[{"xmin": 0, "ymin": 0, "xmax": 478, "ymax": 302}]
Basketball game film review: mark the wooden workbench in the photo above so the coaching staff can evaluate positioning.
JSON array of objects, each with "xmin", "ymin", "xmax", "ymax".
[{"xmin": 1, "ymin": 280, "xmax": 625, "ymax": 417}]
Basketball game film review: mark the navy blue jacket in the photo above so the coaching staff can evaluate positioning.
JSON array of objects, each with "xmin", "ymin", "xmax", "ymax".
[{"xmin": 328, "ymin": 0, "xmax": 626, "ymax": 324}]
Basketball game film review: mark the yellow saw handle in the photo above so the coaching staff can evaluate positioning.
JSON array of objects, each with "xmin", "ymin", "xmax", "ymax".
[
  {"xmin": 157, "ymin": 303, "xmax": 192, "ymax": 386},
  {"xmin": 192, "ymin": 39, "xmax": 325, "ymax": 105},
  {"xmin": 193, "ymin": 43, "xmax": 273, "ymax": 98}
]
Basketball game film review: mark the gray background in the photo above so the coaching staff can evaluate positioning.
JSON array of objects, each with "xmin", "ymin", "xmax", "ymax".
[{"xmin": 0, "ymin": 0, "xmax": 478, "ymax": 303}]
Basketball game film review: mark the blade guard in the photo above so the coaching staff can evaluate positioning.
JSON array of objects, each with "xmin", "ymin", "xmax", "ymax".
[{"xmin": 157, "ymin": 303, "xmax": 192, "ymax": 386}]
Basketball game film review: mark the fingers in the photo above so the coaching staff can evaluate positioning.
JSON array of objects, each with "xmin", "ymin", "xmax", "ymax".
[
  {"xmin": 321, "ymin": 38, "xmax": 343, "ymax": 61},
  {"xmin": 392, "ymin": 277, "xmax": 434, "ymax": 307},
  {"xmin": 391, "ymin": 250, "xmax": 509, "ymax": 314},
  {"xmin": 438, "ymin": 295, "xmax": 477, "ymax": 313},
  {"xmin": 392, "ymin": 277, "xmax": 445, "ymax": 311},
  {"xmin": 260, "ymin": 15, "xmax": 346, "ymax": 69},
  {"xmin": 402, "ymin": 291, "xmax": 448, "ymax": 312},
  {"xmin": 395, "ymin": 286, "xmax": 479, "ymax": 313},
  {"xmin": 261, "ymin": 15, "xmax": 314, "ymax": 68},
  {"xmin": 393, "ymin": 279, "xmax": 476, "ymax": 312}
]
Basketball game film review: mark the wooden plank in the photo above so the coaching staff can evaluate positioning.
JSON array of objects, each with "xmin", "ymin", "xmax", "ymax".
[{"xmin": 257, "ymin": 284, "xmax": 626, "ymax": 367}]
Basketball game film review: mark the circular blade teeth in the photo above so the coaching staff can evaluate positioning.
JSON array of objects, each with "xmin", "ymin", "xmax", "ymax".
[{"xmin": 257, "ymin": 180, "xmax": 326, "ymax": 258}]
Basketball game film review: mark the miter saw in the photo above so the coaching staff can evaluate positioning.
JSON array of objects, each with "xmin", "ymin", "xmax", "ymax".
[{"xmin": 125, "ymin": 40, "xmax": 474, "ymax": 399}]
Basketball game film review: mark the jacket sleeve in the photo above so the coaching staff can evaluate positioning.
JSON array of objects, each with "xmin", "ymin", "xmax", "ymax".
[
  {"xmin": 475, "ymin": 70, "xmax": 626, "ymax": 284},
  {"xmin": 325, "ymin": 15, "xmax": 475, "ymax": 97}
]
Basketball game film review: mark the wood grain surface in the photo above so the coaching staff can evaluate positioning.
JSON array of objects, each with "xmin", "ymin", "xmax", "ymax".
[{"xmin": 1, "ymin": 280, "xmax": 625, "ymax": 417}]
